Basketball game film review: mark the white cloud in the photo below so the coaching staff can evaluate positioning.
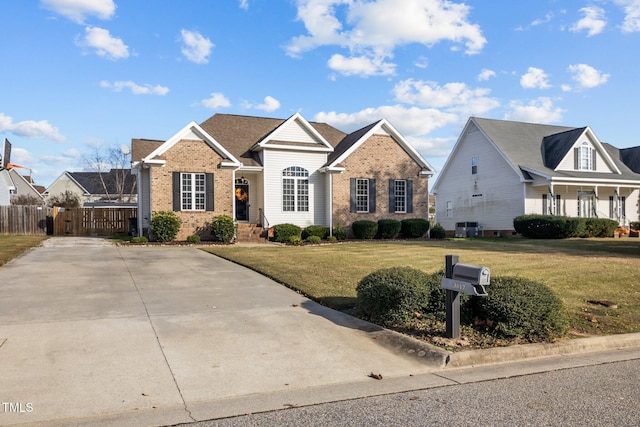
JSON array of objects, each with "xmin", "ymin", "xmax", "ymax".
[
  {"xmin": 286, "ymin": 0, "xmax": 486, "ymax": 77},
  {"xmin": 239, "ymin": 0, "xmax": 249, "ymax": 10},
  {"xmin": 505, "ymin": 97, "xmax": 565, "ymax": 123},
  {"xmin": 201, "ymin": 93, "xmax": 231, "ymax": 109},
  {"xmin": 0, "ymin": 113, "xmax": 66, "ymax": 142},
  {"xmin": 567, "ymin": 63, "xmax": 610, "ymax": 88},
  {"xmin": 244, "ymin": 96, "xmax": 281, "ymax": 112},
  {"xmin": 327, "ymin": 53, "xmax": 396, "ymax": 76},
  {"xmin": 477, "ymin": 68, "xmax": 496, "ymax": 81},
  {"xmin": 76, "ymin": 26, "xmax": 129, "ymax": 60},
  {"xmin": 570, "ymin": 6, "xmax": 607, "ymax": 36},
  {"xmin": 100, "ymin": 80, "xmax": 169, "ymax": 95},
  {"xmin": 41, "ymin": 0, "xmax": 115, "ymax": 24},
  {"xmin": 180, "ymin": 29, "xmax": 214, "ymax": 64},
  {"xmin": 613, "ymin": 0, "xmax": 640, "ymax": 32},
  {"xmin": 520, "ymin": 67, "xmax": 551, "ymax": 89}
]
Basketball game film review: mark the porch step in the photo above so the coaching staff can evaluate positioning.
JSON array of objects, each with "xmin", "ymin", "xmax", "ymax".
[{"xmin": 236, "ymin": 223, "xmax": 268, "ymax": 243}]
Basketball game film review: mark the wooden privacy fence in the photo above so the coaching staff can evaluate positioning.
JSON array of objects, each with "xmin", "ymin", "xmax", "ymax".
[
  {"xmin": 52, "ymin": 207, "xmax": 137, "ymax": 236},
  {"xmin": 0, "ymin": 205, "xmax": 53, "ymax": 235}
]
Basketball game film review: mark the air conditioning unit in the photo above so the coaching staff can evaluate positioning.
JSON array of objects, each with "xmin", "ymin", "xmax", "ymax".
[{"xmin": 455, "ymin": 222, "xmax": 479, "ymax": 238}]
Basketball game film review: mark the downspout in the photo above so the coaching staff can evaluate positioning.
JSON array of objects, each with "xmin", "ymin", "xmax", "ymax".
[
  {"xmin": 136, "ymin": 165, "xmax": 143, "ymax": 237},
  {"xmin": 328, "ymin": 172, "xmax": 333, "ymax": 237}
]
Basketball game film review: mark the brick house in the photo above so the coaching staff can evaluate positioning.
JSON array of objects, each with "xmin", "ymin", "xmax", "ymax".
[{"xmin": 131, "ymin": 113, "xmax": 435, "ymax": 241}]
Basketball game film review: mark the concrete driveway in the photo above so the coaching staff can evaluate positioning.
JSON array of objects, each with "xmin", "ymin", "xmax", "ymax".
[{"xmin": 0, "ymin": 237, "xmax": 446, "ymax": 426}]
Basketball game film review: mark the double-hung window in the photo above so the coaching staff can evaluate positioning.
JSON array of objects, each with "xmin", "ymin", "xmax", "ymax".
[
  {"xmin": 355, "ymin": 178, "xmax": 369, "ymax": 212},
  {"xmin": 282, "ymin": 166, "xmax": 309, "ymax": 212},
  {"xmin": 182, "ymin": 173, "xmax": 206, "ymax": 210},
  {"xmin": 394, "ymin": 180, "xmax": 407, "ymax": 213},
  {"xmin": 576, "ymin": 142, "xmax": 596, "ymax": 171},
  {"xmin": 172, "ymin": 172, "xmax": 214, "ymax": 212}
]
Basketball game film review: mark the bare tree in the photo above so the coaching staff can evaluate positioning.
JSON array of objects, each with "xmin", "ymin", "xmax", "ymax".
[{"xmin": 84, "ymin": 144, "xmax": 135, "ymax": 202}]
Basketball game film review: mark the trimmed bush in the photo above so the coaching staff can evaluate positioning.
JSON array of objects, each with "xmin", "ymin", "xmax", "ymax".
[
  {"xmin": 211, "ymin": 215, "xmax": 235, "ymax": 243},
  {"xmin": 332, "ymin": 223, "xmax": 347, "ymax": 240},
  {"xmin": 377, "ymin": 219, "xmax": 401, "ymax": 239},
  {"xmin": 273, "ymin": 223, "xmax": 302, "ymax": 243},
  {"xmin": 306, "ymin": 235, "xmax": 322, "ymax": 244},
  {"xmin": 514, "ymin": 215, "xmax": 618, "ymax": 239},
  {"xmin": 327, "ymin": 235, "xmax": 337, "ymax": 242},
  {"xmin": 401, "ymin": 218, "xmax": 430, "ymax": 238},
  {"xmin": 186, "ymin": 234, "xmax": 201, "ymax": 243},
  {"xmin": 131, "ymin": 236, "xmax": 148, "ymax": 244},
  {"xmin": 150, "ymin": 211, "xmax": 182, "ymax": 242},
  {"xmin": 429, "ymin": 223, "xmax": 446, "ymax": 239},
  {"xmin": 356, "ymin": 267, "xmax": 431, "ymax": 324},
  {"xmin": 630, "ymin": 221, "xmax": 640, "ymax": 230},
  {"xmin": 467, "ymin": 276, "xmax": 568, "ymax": 342},
  {"xmin": 288, "ymin": 235, "xmax": 303, "ymax": 245},
  {"xmin": 352, "ymin": 220, "xmax": 378, "ymax": 239},
  {"xmin": 302, "ymin": 225, "xmax": 328, "ymax": 240}
]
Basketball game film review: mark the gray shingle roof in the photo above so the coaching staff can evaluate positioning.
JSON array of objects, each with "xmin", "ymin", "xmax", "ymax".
[
  {"xmin": 70, "ymin": 169, "xmax": 137, "ymax": 196},
  {"xmin": 472, "ymin": 117, "xmax": 640, "ymax": 181}
]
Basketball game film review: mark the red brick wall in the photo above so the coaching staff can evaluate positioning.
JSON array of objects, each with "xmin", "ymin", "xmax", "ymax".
[
  {"xmin": 332, "ymin": 134, "xmax": 430, "ymax": 235},
  {"xmin": 150, "ymin": 139, "xmax": 233, "ymax": 240}
]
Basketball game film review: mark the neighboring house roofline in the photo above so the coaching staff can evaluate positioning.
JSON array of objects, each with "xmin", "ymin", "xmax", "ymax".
[
  {"xmin": 44, "ymin": 171, "xmax": 90, "ymax": 196},
  {"xmin": 326, "ymin": 119, "xmax": 435, "ymax": 174},
  {"xmin": 139, "ymin": 121, "xmax": 242, "ymax": 168}
]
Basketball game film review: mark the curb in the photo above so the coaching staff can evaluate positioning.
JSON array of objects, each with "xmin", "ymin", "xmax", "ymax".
[{"xmin": 445, "ymin": 332, "xmax": 640, "ymax": 368}]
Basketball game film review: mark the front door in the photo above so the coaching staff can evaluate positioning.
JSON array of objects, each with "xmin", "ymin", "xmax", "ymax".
[{"xmin": 235, "ymin": 184, "xmax": 249, "ymax": 221}]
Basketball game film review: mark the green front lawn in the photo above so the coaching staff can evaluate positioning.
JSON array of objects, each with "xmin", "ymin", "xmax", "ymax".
[
  {"xmin": 0, "ymin": 235, "xmax": 48, "ymax": 267},
  {"xmin": 204, "ymin": 238, "xmax": 640, "ymax": 338}
]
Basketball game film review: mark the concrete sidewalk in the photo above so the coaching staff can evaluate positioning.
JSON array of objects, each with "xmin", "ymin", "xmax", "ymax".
[{"xmin": 1, "ymin": 237, "xmax": 639, "ymax": 426}]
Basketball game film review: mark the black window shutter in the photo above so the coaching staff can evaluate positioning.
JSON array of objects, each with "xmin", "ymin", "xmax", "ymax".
[
  {"xmin": 388, "ymin": 179, "xmax": 395, "ymax": 213},
  {"xmin": 350, "ymin": 178, "xmax": 356, "ymax": 212},
  {"xmin": 172, "ymin": 172, "xmax": 181, "ymax": 211},
  {"xmin": 407, "ymin": 180, "xmax": 413, "ymax": 213},
  {"xmin": 592, "ymin": 149, "xmax": 597, "ymax": 170},
  {"xmin": 206, "ymin": 173, "xmax": 214, "ymax": 211},
  {"xmin": 369, "ymin": 178, "xmax": 376, "ymax": 213}
]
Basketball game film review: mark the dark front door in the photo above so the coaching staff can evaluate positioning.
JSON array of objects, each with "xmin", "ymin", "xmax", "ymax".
[{"xmin": 235, "ymin": 184, "xmax": 249, "ymax": 221}]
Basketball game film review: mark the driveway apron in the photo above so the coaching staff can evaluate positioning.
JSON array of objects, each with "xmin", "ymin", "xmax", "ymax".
[{"xmin": 0, "ymin": 238, "xmax": 439, "ymax": 426}]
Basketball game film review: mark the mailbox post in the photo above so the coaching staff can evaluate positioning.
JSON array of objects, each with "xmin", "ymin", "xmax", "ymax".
[{"xmin": 441, "ymin": 254, "xmax": 490, "ymax": 339}]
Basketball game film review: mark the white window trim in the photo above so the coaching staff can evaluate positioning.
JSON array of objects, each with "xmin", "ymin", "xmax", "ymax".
[
  {"xmin": 394, "ymin": 179, "xmax": 407, "ymax": 213},
  {"xmin": 282, "ymin": 166, "xmax": 309, "ymax": 212},
  {"xmin": 356, "ymin": 178, "xmax": 369, "ymax": 213},
  {"xmin": 181, "ymin": 172, "xmax": 206, "ymax": 211}
]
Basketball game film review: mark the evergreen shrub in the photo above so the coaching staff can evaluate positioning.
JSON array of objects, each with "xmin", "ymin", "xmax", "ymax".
[
  {"xmin": 302, "ymin": 225, "xmax": 328, "ymax": 240},
  {"xmin": 377, "ymin": 219, "xmax": 401, "ymax": 239},
  {"xmin": 401, "ymin": 218, "xmax": 430, "ymax": 238},
  {"xmin": 352, "ymin": 220, "xmax": 378, "ymax": 239},
  {"xmin": 211, "ymin": 215, "xmax": 235, "ymax": 243},
  {"xmin": 272, "ymin": 223, "xmax": 302, "ymax": 243},
  {"xmin": 150, "ymin": 211, "xmax": 182, "ymax": 242}
]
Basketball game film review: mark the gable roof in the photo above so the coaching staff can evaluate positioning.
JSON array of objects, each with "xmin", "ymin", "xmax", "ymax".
[
  {"xmin": 68, "ymin": 169, "xmax": 137, "ymax": 196},
  {"xmin": 471, "ymin": 117, "xmax": 637, "ymax": 181},
  {"xmin": 620, "ymin": 146, "xmax": 640, "ymax": 173},
  {"xmin": 325, "ymin": 119, "xmax": 435, "ymax": 174}
]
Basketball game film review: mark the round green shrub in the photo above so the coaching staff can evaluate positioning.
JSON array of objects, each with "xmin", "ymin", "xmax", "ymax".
[
  {"xmin": 186, "ymin": 234, "xmax": 201, "ymax": 243},
  {"xmin": 150, "ymin": 211, "xmax": 182, "ymax": 242},
  {"xmin": 327, "ymin": 235, "xmax": 337, "ymax": 242},
  {"xmin": 429, "ymin": 223, "xmax": 446, "ymax": 239},
  {"xmin": 131, "ymin": 236, "xmax": 148, "ymax": 244},
  {"xmin": 211, "ymin": 215, "xmax": 235, "ymax": 243},
  {"xmin": 306, "ymin": 235, "xmax": 322, "ymax": 244},
  {"xmin": 352, "ymin": 220, "xmax": 378, "ymax": 239},
  {"xmin": 332, "ymin": 224, "xmax": 347, "ymax": 240},
  {"xmin": 273, "ymin": 223, "xmax": 302, "ymax": 243},
  {"xmin": 467, "ymin": 276, "xmax": 568, "ymax": 342},
  {"xmin": 377, "ymin": 219, "xmax": 401, "ymax": 239},
  {"xmin": 288, "ymin": 235, "xmax": 303, "ymax": 245},
  {"xmin": 302, "ymin": 225, "xmax": 328, "ymax": 240},
  {"xmin": 401, "ymin": 218, "xmax": 430, "ymax": 238},
  {"xmin": 356, "ymin": 267, "xmax": 432, "ymax": 324}
]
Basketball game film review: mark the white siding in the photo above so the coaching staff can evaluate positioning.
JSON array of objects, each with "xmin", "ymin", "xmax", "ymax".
[
  {"xmin": 556, "ymin": 136, "xmax": 614, "ymax": 173},
  {"xmin": 435, "ymin": 124, "xmax": 524, "ymax": 233},
  {"xmin": 272, "ymin": 118, "xmax": 322, "ymax": 144},
  {"xmin": 262, "ymin": 149, "xmax": 328, "ymax": 227},
  {"xmin": 0, "ymin": 171, "xmax": 11, "ymax": 205}
]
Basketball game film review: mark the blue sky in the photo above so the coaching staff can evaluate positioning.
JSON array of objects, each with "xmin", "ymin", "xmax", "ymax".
[{"xmin": 1, "ymin": 0, "xmax": 639, "ymax": 188}]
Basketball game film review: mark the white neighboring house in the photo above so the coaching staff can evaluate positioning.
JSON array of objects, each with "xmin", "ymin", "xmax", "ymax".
[
  {"xmin": 0, "ymin": 168, "xmax": 45, "ymax": 205},
  {"xmin": 432, "ymin": 117, "xmax": 640, "ymax": 237}
]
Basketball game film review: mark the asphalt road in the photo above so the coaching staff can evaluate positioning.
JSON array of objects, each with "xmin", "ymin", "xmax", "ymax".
[{"xmin": 178, "ymin": 358, "xmax": 640, "ymax": 427}]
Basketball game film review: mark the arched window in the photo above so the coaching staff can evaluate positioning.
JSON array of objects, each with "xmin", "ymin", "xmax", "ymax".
[{"xmin": 282, "ymin": 166, "xmax": 309, "ymax": 212}]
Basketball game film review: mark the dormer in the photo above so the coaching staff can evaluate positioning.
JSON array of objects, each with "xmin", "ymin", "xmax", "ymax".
[{"xmin": 543, "ymin": 127, "xmax": 621, "ymax": 174}]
